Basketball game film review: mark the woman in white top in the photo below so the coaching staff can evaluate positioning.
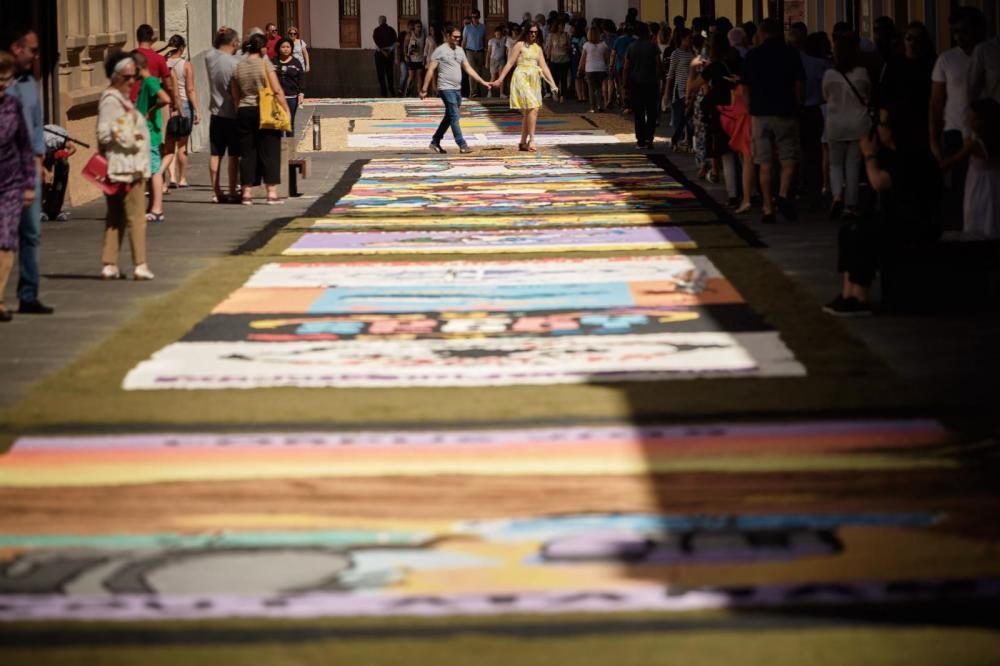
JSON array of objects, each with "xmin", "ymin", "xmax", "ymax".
[
  {"xmin": 822, "ymin": 34, "xmax": 871, "ymax": 218},
  {"xmin": 287, "ymin": 26, "xmax": 310, "ymax": 72},
  {"xmin": 162, "ymin": 35, "xmax": 201, "ymax": 190},
  {"xmin": 578, "ymin": 27, "xmax": 609, "ymax": 113},
  {"xmin": 403, "ymin": 22, "xmax": 427, "ymax": 97},
  {"xmin": 96, "ymin": 52, "xmax": 153, "ymax": 281}
]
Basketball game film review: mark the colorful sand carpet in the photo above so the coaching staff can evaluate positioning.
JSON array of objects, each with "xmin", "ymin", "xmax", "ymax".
[{"xmin": 3, "ymin": 419, "xmax": 999, "ymax": 623}]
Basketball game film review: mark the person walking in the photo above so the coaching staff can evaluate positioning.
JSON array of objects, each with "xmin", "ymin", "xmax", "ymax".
[
  {"xmin": 397, "ymin": 21, "xmax": 412, "ymax": 96},
  {"xmin": 0, "ymin": 50, "xmax": 36, "ymax": 321},
  {"xmin": 701, "ymin": 30, "xmax": 745, "ymax": 204},
  {"xmin": 97, "ymin": 52, "xmax": 153, "ymax": 281},
  {"xmin": 666, "ymin": 28, "xmax": 694, "ymax": 150},
  {"xmin": 231, "ymin": 32, "xmax": 289, "ymax": 205},
  {"xmin": 420, "ymin": 26, "xmax": 493, "ymax": 154},
  {"xmin": 462, "ymin": 10, "xmax": 488, "ymax": 97},
  {"xmin": 930, "ymin": 7, "xmax": 987, "ymax": 225},
  {"xmin": 206, "ymin": 27, "xmax": 242, "ymax": 204},
  {"xmin": 373, "ymin": 16, "xmax": 398, "ymax": 96},
  {"xmin": 579, "ymin": 27, "xmax": 609, "ymax": 113},
  {"xmin": 487, "ymin": 25, "xmax": 507, "ymax": 98},
  {"xmin": 742, "ymin": 18, "xmax": 806, "ymax": 224},
  {"xmin": 162, "ymin": 35, "xmax": 201, "ymax": 191},
  {"xmin": 131, "ymin": 50, "xmax": 169, "ymax": 224},
  {"xmin": 623, "ymin": 22, "xmax": 662, "ymax": 149},
  {"xmin": 610, "ymin": 24, "xmax": 637, "ymax": 112},
  {"xmin": 823, "ymin": 33, "xmax": 870, "ymax": 219},
  {"xmin": 493, "ymin": 22, "xmax": 560, "ymax": 152},
  {"xmin": 4, "ymin": 26, "xmax": 52, "ymax": 314},
  {"xmin": 545, "ymin": 18, "xmax": 570, "ymax": 103},
  {"xmin": 288, "ymin": 27, "xmax": 310, "ymax": 72},
  {"xmin": 265, "ymin": 23, "xmax": 282, "ymax": 60},
  {"xmin": 879, "ymin": 21, "xmax": 936, "ymax": 151},
  {"xmin": 403, "ymin": 21, "xmax": 428, "ymax": 97},
  {"xmin": 273, "ymin": 37, "xmax": 305, "ymax": 138}
]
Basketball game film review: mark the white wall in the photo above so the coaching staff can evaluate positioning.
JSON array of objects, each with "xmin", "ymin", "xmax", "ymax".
[
  {"xmin": 508, "ymin": 0, "xmax": 634, "ymax": 23},
  {"xmin": 311, "ymin": 1, "xmax": 339, "ymax": 49}
]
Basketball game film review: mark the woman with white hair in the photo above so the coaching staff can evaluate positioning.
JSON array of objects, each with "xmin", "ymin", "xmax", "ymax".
[
  {"xmin": 728, "ymin": 27, "xmax": 748, "ymax": 57},
  {"xmin": 96, "ymin": 51, "xmax": 153, "ymax": 280}
]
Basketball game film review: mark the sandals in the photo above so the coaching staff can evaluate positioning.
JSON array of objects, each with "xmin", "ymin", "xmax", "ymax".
[
  {"xmin": 266, "ymin": 197, "xmax": 285, "ymax": 205},
  {"xmin": 733, "ymin": 204, "xmax": 752, "ymax": 215},
  {"xmin": 518, "ymin": 143, "xmax": 537, "ymax": 153},
  {"xmin": 145, "ymin": 212, "xmax": 165, "ymax": 223}
]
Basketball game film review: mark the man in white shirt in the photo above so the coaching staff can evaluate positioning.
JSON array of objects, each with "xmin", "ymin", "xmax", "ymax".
[{"xmin": 930, "ymin": 7, "xmax": 986, "ymax": 222}]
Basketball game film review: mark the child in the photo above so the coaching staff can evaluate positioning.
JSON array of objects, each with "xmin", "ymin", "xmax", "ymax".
[
  {"xmin": 487, "ymin": 26, "xmax": 507, "ymax": 98},
  {"xmin": 131, "ymin": 49, "xmax": 170, "ymax": 223},
  {"xmin": 41, "ymin": 125, "xmax": 78, "ymax": 222},
  {"xmin": 942, "ymin": 98, "xmax": 1000, "ymax": 239}
]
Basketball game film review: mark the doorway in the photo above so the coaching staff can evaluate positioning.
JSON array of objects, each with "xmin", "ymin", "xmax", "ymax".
[{"xmin": 430, "ymin": 0, "xmax": 476, "ymax": 29}]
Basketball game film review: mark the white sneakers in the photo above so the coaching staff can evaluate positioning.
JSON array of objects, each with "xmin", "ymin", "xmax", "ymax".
[
  {"xmin": 103, "ymin": 264, "xmax": 154, "ymax": 280},
  {"xmin": 133, "ymin": 264, "xmax": 155, "ymax": 281},
  {"xmin": 101, "ymin": 265, "xmax": 121, "ymax": 280}
]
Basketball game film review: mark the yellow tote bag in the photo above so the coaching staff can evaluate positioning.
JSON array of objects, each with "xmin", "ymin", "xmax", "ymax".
[{"xmin": 258, "ymin": 60, "xmax": 292, "ymax": 132}]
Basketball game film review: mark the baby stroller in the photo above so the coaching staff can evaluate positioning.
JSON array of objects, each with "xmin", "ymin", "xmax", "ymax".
[{"xmin": 41, "ymin": 125, "xmax": 88, "ymax": 222}]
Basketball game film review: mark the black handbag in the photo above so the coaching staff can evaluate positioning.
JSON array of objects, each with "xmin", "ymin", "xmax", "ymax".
[{"xmin": 166, "ymin": 114, "xmax": 193, "ymax": 138}]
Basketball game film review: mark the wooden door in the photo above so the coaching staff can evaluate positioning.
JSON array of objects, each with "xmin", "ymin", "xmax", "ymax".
[
  {"xmin": 340, "ymin": 0, "xmax": 360, "ymax": 48},
  {"xmin": 444, "ymin": 0, "xmax": 475, "ymax": 27},
  {"xmin": 277, "ymin": 0, "xmax": 298, "ymax": 33}
]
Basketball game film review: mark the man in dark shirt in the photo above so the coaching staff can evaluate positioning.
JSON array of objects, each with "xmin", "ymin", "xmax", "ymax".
[
  {"xmin": 373, "ymin": 16, "xmax": 398, "ymax": 96},
  {"xmin": 623, "ymin": 22, "xmax": 663, "ymax": 148},
  {"xmin": 742, "ymin": 18, "xmax": 805, "ymax": 223}
]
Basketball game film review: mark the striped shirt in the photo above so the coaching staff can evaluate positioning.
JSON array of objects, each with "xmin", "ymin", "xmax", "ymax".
[{"xmin": 667, "ymin": 47, "xmax": 694, "ymax": 99}]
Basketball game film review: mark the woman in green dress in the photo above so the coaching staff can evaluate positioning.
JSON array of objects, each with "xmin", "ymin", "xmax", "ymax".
[{"xmin": 492, "ymin": 22, "xmax": 559, "ymax": 152}]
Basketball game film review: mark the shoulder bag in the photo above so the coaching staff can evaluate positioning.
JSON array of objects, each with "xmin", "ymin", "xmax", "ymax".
[
  {"xmin": 840, "ymin": 69, "xmax": 877, "ymax": 133},
  {"xmin": 258, "ymin": 59, "xmax": 292, "ymax": 132}
]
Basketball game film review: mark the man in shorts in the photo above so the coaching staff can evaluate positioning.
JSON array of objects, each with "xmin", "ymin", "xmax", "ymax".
[
  {"xmin": 206, "ymin": 27, "xmax": 242, "ymax": 203},
  {"xmin": 742, "ymin": 18, "xmax": 805, "ymax": 224}
]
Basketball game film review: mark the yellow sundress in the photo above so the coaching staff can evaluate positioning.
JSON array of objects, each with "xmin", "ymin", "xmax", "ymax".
[{"xmin": 509, "ymin": 43, "xmax": 544, "ymax": 110}]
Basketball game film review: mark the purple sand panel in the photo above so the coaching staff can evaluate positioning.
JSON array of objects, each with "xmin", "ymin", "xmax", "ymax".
[{"xmin": 288, "ymin": 227, "xmax": 695, "ymax": 253}]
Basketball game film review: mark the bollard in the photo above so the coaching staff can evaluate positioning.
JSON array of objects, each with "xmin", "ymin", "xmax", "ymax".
[{"xmin": 312, "ymin": 114, "xmax": 321, "ymax": 151}]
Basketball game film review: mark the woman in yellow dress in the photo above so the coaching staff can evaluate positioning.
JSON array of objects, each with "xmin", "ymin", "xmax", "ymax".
[{"xmin": 492, "ymin": 22, "xmax": 559, "ymax": 152}]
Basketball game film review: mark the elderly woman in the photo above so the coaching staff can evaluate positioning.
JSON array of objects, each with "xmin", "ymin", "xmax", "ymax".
[
  {"xmin": 97, "ymin": 52, "xmax": 153, "ymax": 281},
  {"xmin": 0, "ymin": 50, "xmax": 36, "ymax": 321},
  {"xmin": 232, "ymin": 32, "xmax": 290, "ymax": 205}
]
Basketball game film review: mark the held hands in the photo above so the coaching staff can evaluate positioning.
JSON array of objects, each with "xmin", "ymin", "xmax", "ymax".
[
  {"xmin": 859, "ymin": 133, "xmax": 876, "ymax": 158},
  {"xmin": 23, "ymin": 189, "xmax": 35, "ymax": 209}
]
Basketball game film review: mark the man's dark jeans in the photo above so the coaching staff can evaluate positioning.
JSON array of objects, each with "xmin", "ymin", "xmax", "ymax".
[
  {"xmin": 631, "ymin": 85, "xmax": 659, "ymax": 145},
  {"xmin": 432, "ymin": 89, "xmax": 467, "ymax": 148},
  {"xmin": 375, "ymin": 50, "xmax": 395, "ymax": 97}
]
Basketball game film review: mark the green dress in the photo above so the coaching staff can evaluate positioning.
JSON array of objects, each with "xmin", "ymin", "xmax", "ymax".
[{"xmin": 509, "ymin": 44, "xmax": 543, "ymax": 110}]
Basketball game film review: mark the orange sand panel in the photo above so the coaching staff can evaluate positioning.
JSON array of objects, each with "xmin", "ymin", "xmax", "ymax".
[
  {"xmin": 630, "ymin": 278, "xmax": 745, "ymax": 306},
  {"xmin": 212, "ymin": 288, "xmax": 325, "ymax": 314}
]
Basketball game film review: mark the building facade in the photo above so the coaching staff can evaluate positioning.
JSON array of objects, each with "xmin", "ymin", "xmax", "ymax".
[{"xmin": 0, "ymin": 0, "xmax": 996, "ymax": 205}]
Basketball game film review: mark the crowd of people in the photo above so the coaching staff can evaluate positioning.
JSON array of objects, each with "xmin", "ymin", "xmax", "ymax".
[
  {"xmin": 402, "ymin": 8, "xmax": 999, "ymax": 317},
  {"xmin": 94, "ymin": 21, "xmax": 308, "ymax": 284}
]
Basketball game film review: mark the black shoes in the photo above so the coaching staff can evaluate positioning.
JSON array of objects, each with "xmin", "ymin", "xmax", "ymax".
[
  {"xmin": 775, "ymin": 195, "xmax": 799, "ymax": 221},
  {"xmin": 428, "ymin": 142, "xmax": 446, "ymax": 154},
  {"xmin": 761, "ymin": 212, "xmax": 776, "ymax": 224},
  {"xmin": 0, "ymin": 310, "xmax": 11, "ymax": 322},
  {"xmin": 822, "ymin": 295, "xmax": 872, "ymax": 317},
  {"xmin": 18, "ymin": 300, "xmax": 54, "ymax": 315},
  {"xmin": 829, "ymin": 199, "xmax": 844, "ymax": 220}
]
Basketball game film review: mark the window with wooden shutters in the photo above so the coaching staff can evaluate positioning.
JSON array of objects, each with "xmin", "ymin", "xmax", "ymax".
[
  {"xmin": 559, "ymin": 0, "xmax": 586, "ymax": 15},
  {"xmin": 399, "ymin": 0, "xmax": 421, "ymax": 34},
  {"xmin": 486, "ymin": 0, "xmax": 508, "ymax": 25},
  {"xmin": 340, "ymin": 0, "xmax": 360, "ymax": 48}
]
